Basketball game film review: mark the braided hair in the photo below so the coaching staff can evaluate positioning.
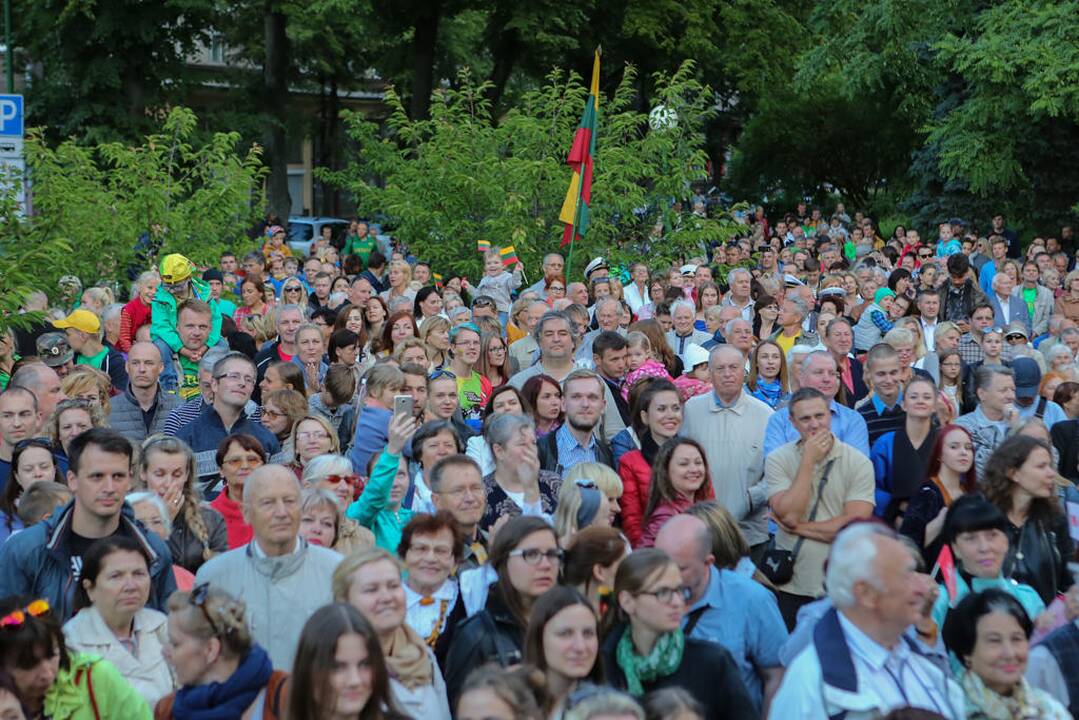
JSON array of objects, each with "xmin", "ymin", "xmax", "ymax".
[{"xmin": 140, "ymin": 436, "xmax": 216, "ymax": 564}]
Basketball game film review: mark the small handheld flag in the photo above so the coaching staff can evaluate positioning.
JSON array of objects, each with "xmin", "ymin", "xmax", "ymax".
[
  {"xmin": 935, "ymin": 544, "xmax": 958, "ymax": 604},
  {"xmin": 476, "ymin": 239, "xmax": 491, "ymax": 254},
  {"xmin": 499, "ymin": 245, "xmax": 519, "ymax": 267},
  {"xmin": 432, "ymin": 273, "xmax": 444, "ymax": 289}
]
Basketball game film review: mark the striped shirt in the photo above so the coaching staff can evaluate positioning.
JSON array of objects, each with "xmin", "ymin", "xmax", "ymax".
[{"xmin": 856, "ymin": 394, "xmax": 906, "ymax": 446}]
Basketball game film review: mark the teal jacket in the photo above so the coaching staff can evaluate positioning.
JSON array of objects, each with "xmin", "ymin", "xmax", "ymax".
[
  {"xmin": 150, "ymin": 278, "xmax": 222, "ymax": 352},
  {"xmin": 932, "ymin": 573, "xmax": 1045, "ymax": 630},
  {"xmin": 346, "ymin": 449, "xmax": 412, "ymax": 552},
  {"xmin": 45, "ymin": 652, "xmax": 152, "ymax": 720}
]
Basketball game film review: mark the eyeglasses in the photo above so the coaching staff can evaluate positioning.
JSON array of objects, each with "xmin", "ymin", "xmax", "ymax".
[
  {"xmin": 509, "ymin": 548, "xmax": 563, "ymax": 565},
  {"xmin": 0, "ymin": 599, "xmax": 49, "ymax": 629},
  {"xmin": 324, "ymin": 473, "xmax": 362, "ymax": 487},
  {"xmin": 189, "ymin": 583, "xmax": 222, "ymax": 637},
  {"xmin": 13, "ymin": 437, "xmax": 52, "ymax": 453},
  {"xmin": 262, "ymin": 407, "xmax": 284, "ymax": 419},
  {"xmin": 636, "ymin": 585, "xmax": 692, "ymax": 604},
  {"xmin": 215, "ymin": 372, "xmax": 255, "ymax": 386},
  {"xmin": 222, "ymin": 455, "xmax": 263, "ymax": 469},
  {"xmin": 284, "ymin": 286, "xmax": 303, "ymax": 293},
  {"xmin": 472, "ymin": 298, "xmax": 495, "ymax": 308},
  {"xmin": 428, "ymin": 369, "xmax": 457, "ymax": 382},
  {"xmin": 433, "ymin": 483, "xmax": 484, "ymax": 498},
  {"xmin": 296, "ymin": 431, "xmax": 330, "ymax": 442}
]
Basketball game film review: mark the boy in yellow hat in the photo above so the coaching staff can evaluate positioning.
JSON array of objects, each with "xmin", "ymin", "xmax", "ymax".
[
  {"xmin": 150, "ymin": 254, "xmax": 222, "ymax": 393},
  {"xmin": 52, "ymin": 309, "xmax": 128, "ymax": 392}
]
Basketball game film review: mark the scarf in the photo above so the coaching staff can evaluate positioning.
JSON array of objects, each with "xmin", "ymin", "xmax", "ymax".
[
  {"xmin": 615, "ymin": 628, "xmax": 684, "ymax": 697},
  {"xmin": 960, "ymin": 669, "xmax": 1058, "ymax": 720},
  {"xmin": 640, "ymin": 430, "xmax": 660, "ymax": 466},
  {"xmin": 172, "ymin": 646, "xmax": 273, "ymax": 720},
  {"xmin": 751, "ymin": 377, "xmax": 785, "ymax": 409},
  {"xmin": 383, "ymin": 624, "xmax": 433, "ymax": 690}
]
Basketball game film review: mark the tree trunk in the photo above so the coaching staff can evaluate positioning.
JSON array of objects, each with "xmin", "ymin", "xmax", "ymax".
[
  {"xmin": 484, "ymin": 9, "xmax": 518, "ymax": 112},
  {"xmin": 318, "ymin": 76, "xmax": 341, "ymax": 216},
  {"xmin": 263, "ymin": 2, "xmax": 291, "ymax": 222},
  {"xmin": 409, "ymin": 0, "xmax": 442, "ymax": 120}
]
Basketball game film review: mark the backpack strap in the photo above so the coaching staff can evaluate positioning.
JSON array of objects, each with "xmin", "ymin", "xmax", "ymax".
[
  {"xmin": 265, "ymin": 672, "xmax": 289, "ymax": 719},
  {"xmin": 76, "ymin": 662, "xmax": 102, "ymax": 720}
]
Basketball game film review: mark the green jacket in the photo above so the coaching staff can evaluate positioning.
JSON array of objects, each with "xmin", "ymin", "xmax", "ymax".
[
  {"xmin": 45, "ymin": 652, "xmax": 152, "ymax": 720},
  {"xmin": 346, "ymin": 449, "xmax": 412, "ymax": 553},
  {"xmin": 150, "ymin": 277, "xmax": 222, "ymax": 352}
]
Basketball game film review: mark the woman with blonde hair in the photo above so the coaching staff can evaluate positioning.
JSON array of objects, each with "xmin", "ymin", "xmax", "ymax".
[
  {"xmin": 332, "ymin": 548, "xmax": 451, "ymax": 719},
  {"xmin": 381, "ymin": 259, "xmax": 415, "ymax": 304},
  {"xmin": 49, "ymin": 397, "xmax": 106, "ymax": 458},
  {"xmin": 61, "ymin": 366, "xmax": 112, "ymax": 416},
  {"xmin": 392, "ymin": 336, "xmax": 431, "ymax": 369},
  {"xmin": 301, "ymin": 453, "xmax": 376, "ymax": 555},
  {"xmin": 419, "ymin": 315, "xmax": 451, "ymax": 368},
  {"xmin": 552, "ymin": 479, "xmax": 613, "ymax": 545},
  {"xmin": 288, "ymin": 414, "xmax": 340, "ymax": 479},
  {"xmin": 139, "ymin": 436, "xmax": 227, "ymax": 574},
  {"xmin": 564, "ymin": 462, "xmax": 623, "ymax": 526},
  {"xmin": 685, "ymin": 501, "xmax": 771, "ymax": 587}
]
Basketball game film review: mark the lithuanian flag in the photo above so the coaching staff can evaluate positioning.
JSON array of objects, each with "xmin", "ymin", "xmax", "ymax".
[
  {"xmin": 559, "ymin": 50, "xmax": 600, "ymax": 248},
  {"xmin": 477, "ymin": 239, "xmax": 491, "ymax": 253},
  {"xmin": 500, "ymin": 245, "xmax": 519, "ymax": 267}
]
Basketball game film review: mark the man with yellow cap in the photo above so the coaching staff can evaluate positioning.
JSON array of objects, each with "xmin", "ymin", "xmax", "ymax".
[
  {"xmin": 52, "ymin": 309, "xmax": 128, "ymax": 392},
  {"xmin": 150, "ymin": 254, "xmax": 222, "ymax": 393}
]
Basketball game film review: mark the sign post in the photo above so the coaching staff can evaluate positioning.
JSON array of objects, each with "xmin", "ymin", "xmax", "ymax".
[{"xmin": 0, "ymin": 93, "xmax": 24, "ymax": 211}]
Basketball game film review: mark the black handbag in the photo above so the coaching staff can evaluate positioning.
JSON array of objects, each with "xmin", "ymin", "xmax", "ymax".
[{"xmin": 760, "ymin": 459, "xmax": 835, "ymax": 586}]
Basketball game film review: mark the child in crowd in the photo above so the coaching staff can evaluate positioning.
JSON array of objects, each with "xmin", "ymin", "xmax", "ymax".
[
  {"xmin": 673, "ymin": 344, "xmax": 711, "ymax": 401},
  {"xmin": 622, "ymin": 331, "xmax": 673, "ymax": 401},
  {"xmin": 475, "ymin": 248, "xmax": 523, "ymax": 326},
  {"xmin": 15, "ymin": 481, "xmax": 72, "ymax": 527}
]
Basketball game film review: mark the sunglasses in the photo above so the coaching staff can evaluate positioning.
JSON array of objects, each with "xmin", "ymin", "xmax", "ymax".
[
  {"xmin": 428, "ymin": 369, "xmax": 457, "ymax": 382},
  {"xmin": 190, "ymin": 583, "xmax": 225, "ymax": 637},
  {"xmin": 1, "ymin": 599, "xmax": 50, "ymax": 629}
]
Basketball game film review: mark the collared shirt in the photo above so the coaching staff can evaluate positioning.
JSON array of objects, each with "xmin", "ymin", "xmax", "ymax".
[
  {"xmin": 921, "ymin": 319, "xmax": 939, "ymax": 351},
  {"xmin": 684, "ymin": 566, "xmax": 787, "ymax": 710},
  {"xmin": 554, "ymin": 423, "xmax": 597, "ymax": 473},
  {"xmin": 834, "ymin": 612, "xmax": 958, "ymax": 718},
  {"xmin": 722, "ymin": 295, "xmax": 755, "ymax": 322},
  {"xmin": 404, "ymin": 578, "xmax": 458, "ymax": 643},
  {"xmin": 957, "ymin": 334, "xmax": 985, "ymax": 365},
  {"xmin": 764, "ymin": 399, "xmax": 870, "ymax": 458},
  {"xmin": 765, "ymin": 439, "xmax": 875, "ymax": 597},
  {"xmin": 250, "ymin": 536, "xmax": 303, "ymax": 559},
  {"xmin": 859, "ymin": 392, "xmax": 906, "ymax": 446},
  {"xmin": 996, "ymin": 293, "xmax": 1012, "ymax": 325}
]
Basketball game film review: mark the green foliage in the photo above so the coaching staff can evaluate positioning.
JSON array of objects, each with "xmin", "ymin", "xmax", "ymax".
[
  {"xmin": 323, "ymin": 61, "xmax": 742, "ymax": 280},
  {"xmin": 0, "ymin": 173, "xmax": 72, "ymax": 335},
  {"xmin": 25, "ymin": 107, "xmax": 267, "ymax": 294}
]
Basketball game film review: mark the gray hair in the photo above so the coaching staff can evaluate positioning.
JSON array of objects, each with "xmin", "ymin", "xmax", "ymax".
[
  {"xmin": 199, "ymin": 347, "xmax": 230, "ymax": 374},
  {"xmin": 708, "ymin": 344, "xmax": 744, "ymax": 368},
  {"xmin": 799, "ymin": 349, "xmax": 836, "ymax": 375},
  {"xmin": 671, "ymin": 300, "xmax": 696, "ymax": 316},
  {"xmin": 301, "ymin": 453, "xmax": 353, "ymax": 486},
  {"xmin": 533, "ymin": 310, "xmax": 574, "ymax": 344},
  {"xmin": 103, "ymin": 303, "xmax": 124, "ymax": 324},
  {"xmin": 826, "ymin": 523, "xmax": 895, "ymax": 608},
  {"xmin": 484, "ymin": 412, "xmax": 536, "ymax": 451},
  {"xmin": 274, "ymin": 303, "xmax": 304, "ymax": 325},
  {"xmin": 126, "ymin": 491, "xmax": 172, "ymax": 535},
  {"xmin": 724, "ymin": 318, "xmax": 751, "ymax": 337},
  {"xmin": 1046, "ymin": 344, "xmax": 1074, "ymax": 364},
  {"xmin": 974, "ymin": 364, "xmax": 1014, "ymax": 393},
  {"xmin": 728, "ymin": 267, "xmax": 751, "ymax": 284},
  {"xmin": 594, "ymin": 297, "xmax": 620, "ymax": 314},
  {"xmin": 784, "ymin": 296, "xmax": 809, "ymax": 318}
]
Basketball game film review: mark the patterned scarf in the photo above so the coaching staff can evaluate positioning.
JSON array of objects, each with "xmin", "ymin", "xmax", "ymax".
[
  {"xmin": 615, "ymin": 628, "xmax": 684, "ymax": 697},
  {"xmin": 960, "ymin": 669, "xmax": 1064, "ymax": 720}
]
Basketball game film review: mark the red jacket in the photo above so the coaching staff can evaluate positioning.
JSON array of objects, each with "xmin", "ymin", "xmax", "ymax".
[
  {"xmin": 618, "ymin": 449, "xmax": 652, "ymax": 548},
  {"xmin": 209, "ymin": 490, "xmax": 252, "ymax": 549},
  {"xmin": 118, "ymin": 297, "xmax": 152, "ymax": 352}
]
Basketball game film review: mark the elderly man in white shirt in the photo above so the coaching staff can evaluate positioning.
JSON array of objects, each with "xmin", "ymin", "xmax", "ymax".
[{"xmin": 768, "ymin": 523, "xmax": 964, "ymax": 720}]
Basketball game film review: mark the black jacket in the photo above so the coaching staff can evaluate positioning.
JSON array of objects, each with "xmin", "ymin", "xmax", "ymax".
[
  {"xmin": 1004, "ymin": 513, "xmax": 1074, "ymax": 606},
  {"xmin": 252, "ymin": 339, "xmax": 283, "ymax": 404},
  {"xmin": 442, "ymin": 587, "xmax": 525, "ymax": 709},
  {"xmin": 600, "ymin": 623, "xmax": 758, "ymax": 720},
  {"xmin": 1051, "ymin": 419, "xmax": 1079, "ymax": 483},
  {"xmin": 537, "ymin": 429, "xmax": 615, "ymax": 474}
]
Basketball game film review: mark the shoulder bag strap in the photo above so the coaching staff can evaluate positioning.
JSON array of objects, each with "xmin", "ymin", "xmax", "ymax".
[
  {"xmin": 683, "ymin": 605, "xmax": 709, "ymax": 638},
  {"xmin": 85, "ymin": 662, "xmax": 101, "ymax": 720},
  {"xmin": 789, "ymin": 459, "xmax": 836, "ymax": 563}
]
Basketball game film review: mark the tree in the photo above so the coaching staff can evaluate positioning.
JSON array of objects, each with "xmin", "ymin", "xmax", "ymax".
[
  {"xmin": 323, "ymin": 60, "xmax": 742, "ymax": 279},
  {"xmin": 25, "ymin": 107, "xmax": 266, "ymax": 294},
  {"xmin": 14, "ymin": 0, "xmax": 213, "ymax": 142}
]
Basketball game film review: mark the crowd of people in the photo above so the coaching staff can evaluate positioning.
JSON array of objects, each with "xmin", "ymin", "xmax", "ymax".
[{"xmin": 1, "ymin": 211, "xmax": 1079, "ymax": 718}]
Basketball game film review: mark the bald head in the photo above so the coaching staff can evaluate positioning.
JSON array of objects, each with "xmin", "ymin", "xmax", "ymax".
[
  {"xmin": 127, "ymin": 341, "xmax": 163, "ymax": 390},
  {"xmin": 655, "ymin": 513, "xmax": 712, "ymax": 561},
  {"xmin": 709, "ymin": 343, "xmax": 744, "ymax": 369},
  {"xmin": 10, "ymin": 363, "xmax": 65, "ymax": 420}
]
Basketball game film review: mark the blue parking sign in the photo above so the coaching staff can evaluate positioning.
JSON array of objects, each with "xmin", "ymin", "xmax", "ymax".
[{"xmin": 0, "ymin": 95, "xmax": 23, "ymax": 137}]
